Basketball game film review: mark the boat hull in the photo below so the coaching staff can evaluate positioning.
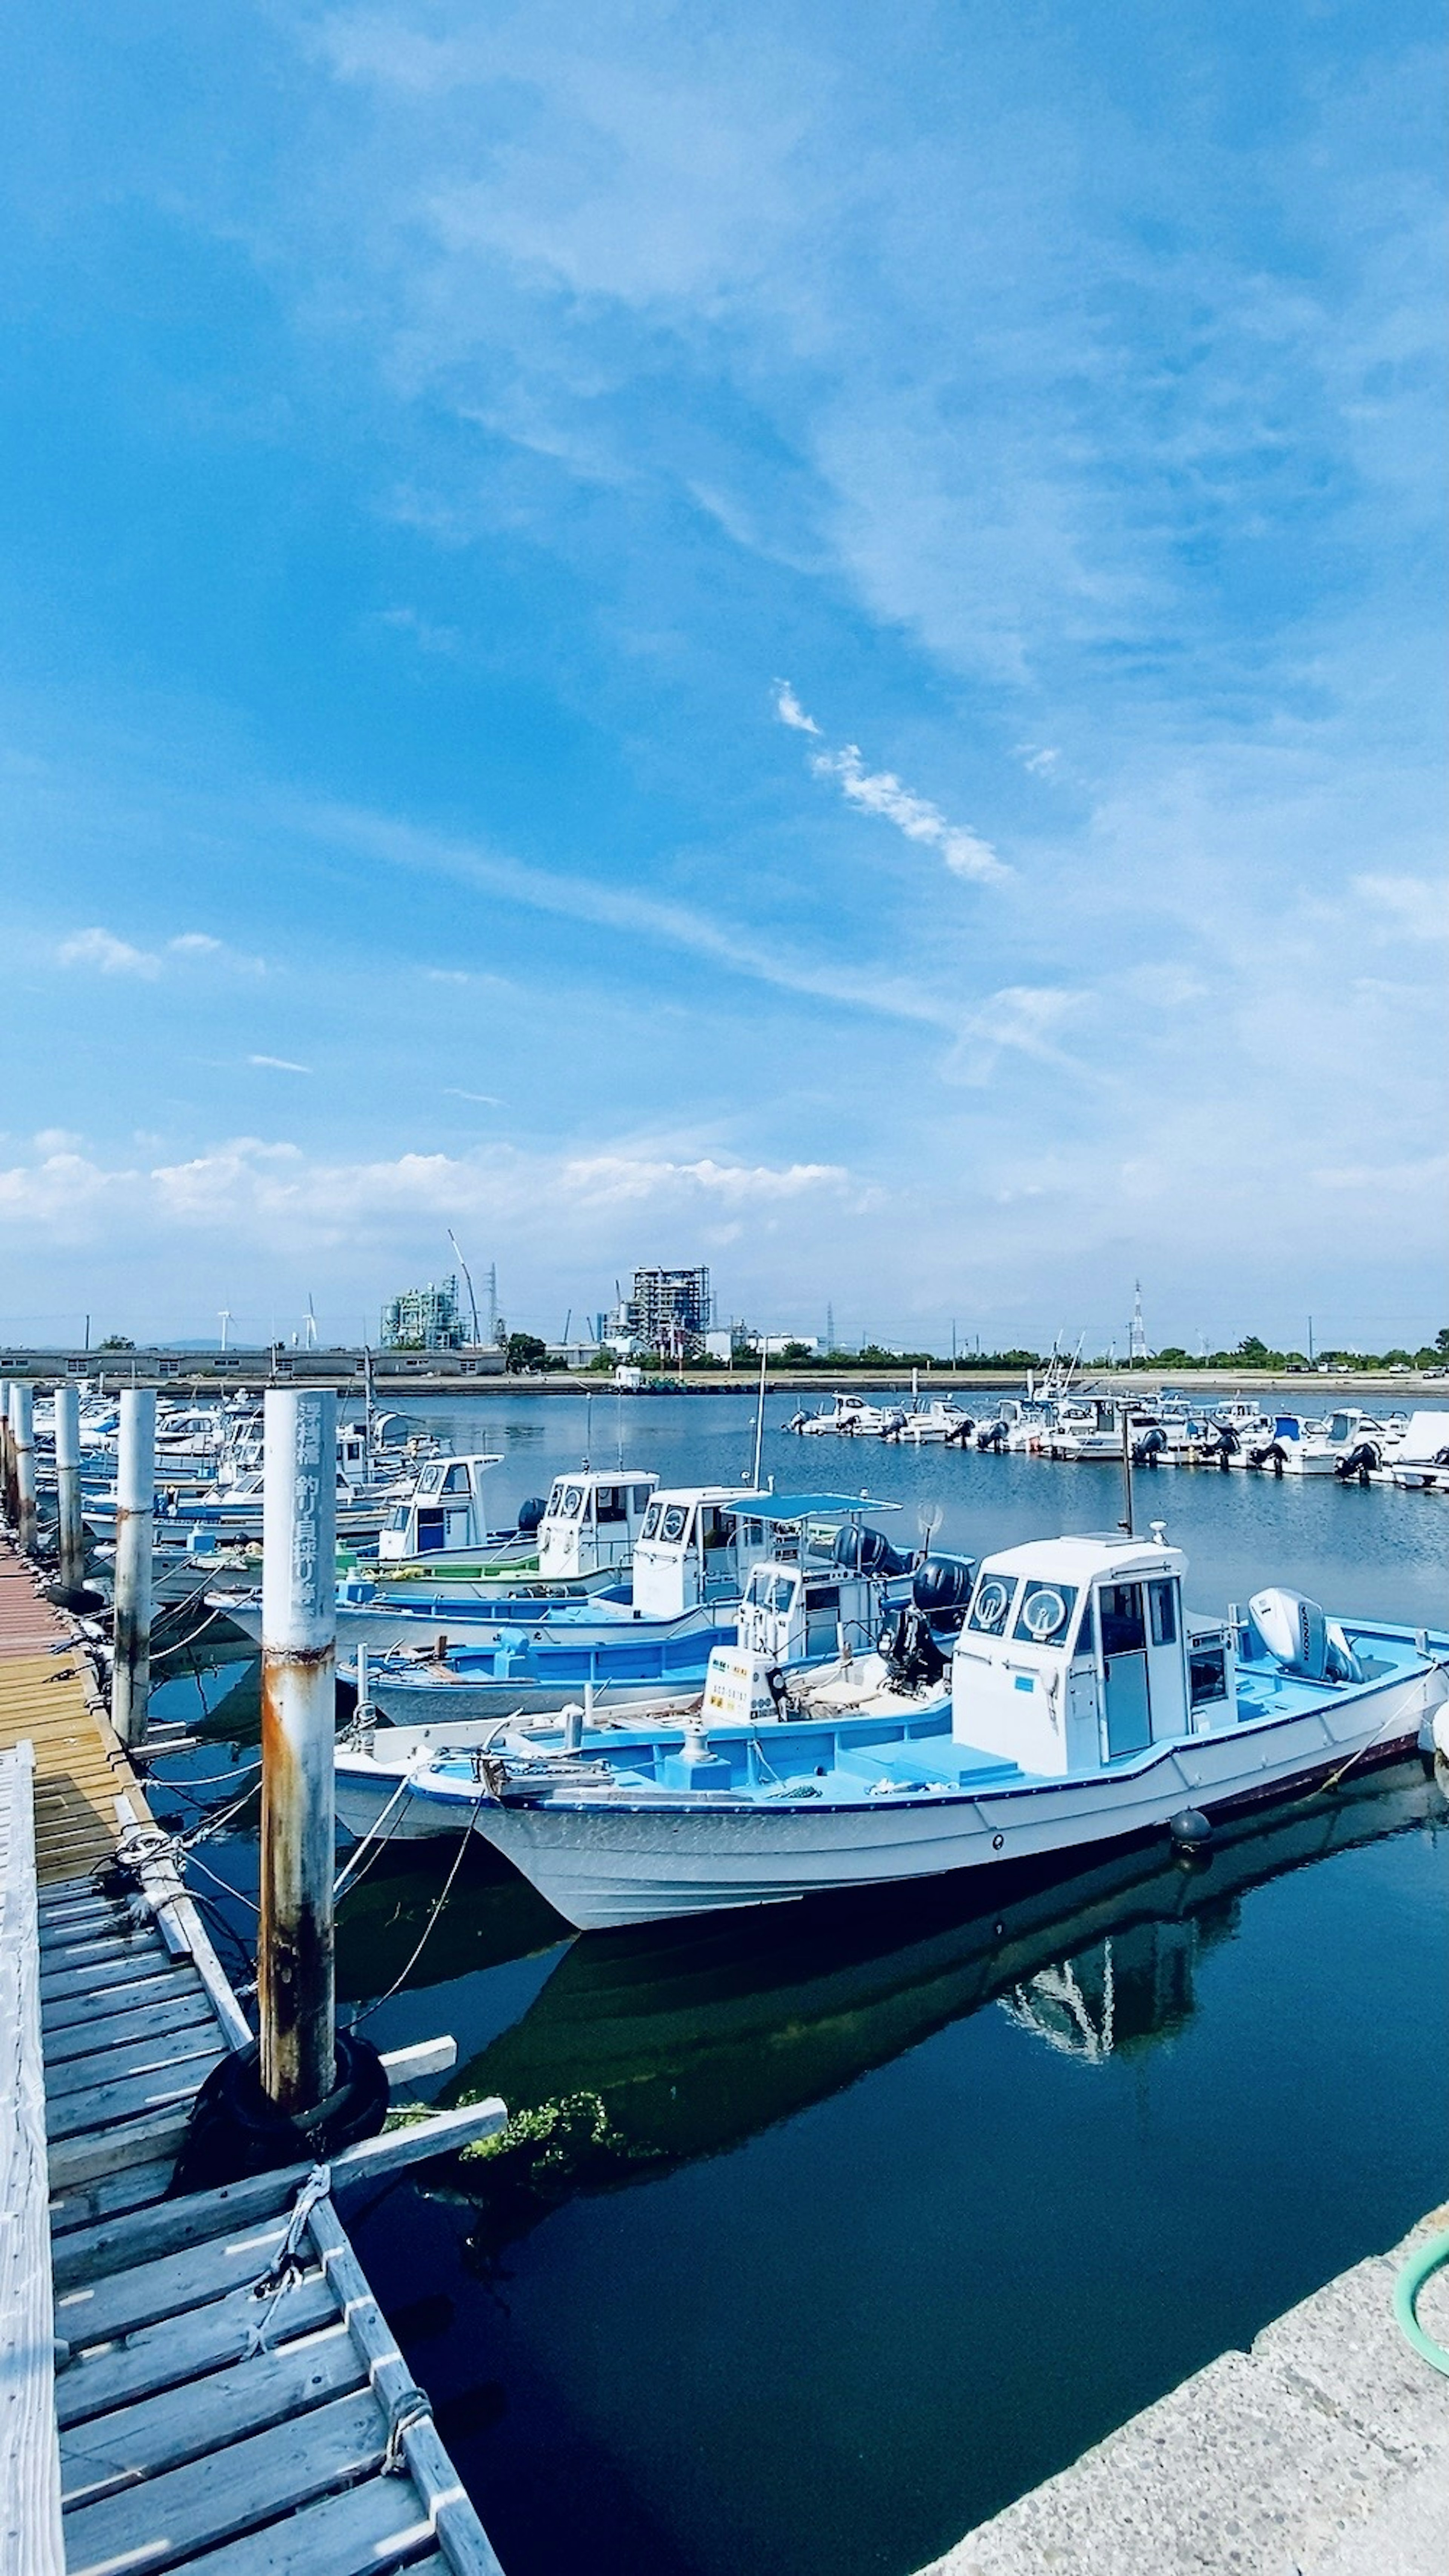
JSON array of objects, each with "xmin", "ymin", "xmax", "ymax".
[{"xmin": 472, "ymin": 1664, "xmax": 1443, "ymax": 1929}]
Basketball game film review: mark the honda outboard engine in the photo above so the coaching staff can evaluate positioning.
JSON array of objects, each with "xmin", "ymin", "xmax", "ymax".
[
  {"xmin": 1247, "ymin": 1589, "xmax": 1363, "ymax": 1685},
  {"xmin": 911, "ymin": 1554, "xmax": 975, "ymax": 1631},
  {"xmin": 516, "ymin": 1496, "xmax": 548, "ymax": 1537},
  {"xmin": 834, "ymin": 1523, "xmax": 914, "ymax": 1579}
]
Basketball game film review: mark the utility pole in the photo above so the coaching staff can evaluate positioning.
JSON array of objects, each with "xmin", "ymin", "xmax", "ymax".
[
  {"xmin": 11, "ymin": 1385, "xmax": 35, "ymax": 1555},
  {"xmin": 1307, "ymin": 1315, "xmax": 1315, "ymax": 1365},
  {"xmin": 258, "ymin": 1388, "xmax": 337, "ymax": 2116}
]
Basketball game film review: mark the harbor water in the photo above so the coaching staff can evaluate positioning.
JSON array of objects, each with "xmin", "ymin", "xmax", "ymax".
[{"xmin": 157, "ymin": 1389, "xmax": 1449, "ymax": 2576}]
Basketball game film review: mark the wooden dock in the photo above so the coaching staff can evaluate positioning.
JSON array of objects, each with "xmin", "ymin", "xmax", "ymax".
[{"xmin": 0, "ymin": 1539, "xmax": 510, "ymax": 2576}]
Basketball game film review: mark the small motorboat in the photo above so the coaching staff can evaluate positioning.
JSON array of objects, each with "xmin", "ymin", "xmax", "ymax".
[{"xmin": 455, "ymin": 1528, "xmax": 1449, "ymax": 1929}]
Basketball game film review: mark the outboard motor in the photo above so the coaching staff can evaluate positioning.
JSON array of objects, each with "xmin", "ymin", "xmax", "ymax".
[
  {"xmin": 516, "ymin": 1495, "xmax": 548, "ymax": 1537},
  {"xmin": 911, "ymin": 1554, "xmax": 975, "ymax": 1632},
  {"xmin": 881, "ymin": 1410, "xmax": 908, "ymax": 1440},
  {"xmin": 880, "ymin": 1605, "xmax": 946, "ymax": 1695},
  {"xmin": 834, "ymin": 1523, "xmax": 914, "ymax": 1579},
  {"xmin": 977, "ymin": 1420, "xmax": 1009, "ymax": 1453},
  {"xmin": 944, "ymin": 1416, "xmax": 975, "ymax": 1446},
  {"xmin": 1132, "ymin": 1426, "xmax": 1167, "ymax": 1468},
  {"xmin": 1210, "ymin": 1427, "xmax": 1238, "ymax": 1470},
  {"xmin": 1247, "ymin": 1441, "xmax": 1286, "ymax": 1476},
  {"xmin": 1336, "ymin": 1442, "xmax": 1380, "ymax": 1486},
  {"xmin": 1247, "ymin": 1588, "xmax": 1363, "ymax": 1685}
]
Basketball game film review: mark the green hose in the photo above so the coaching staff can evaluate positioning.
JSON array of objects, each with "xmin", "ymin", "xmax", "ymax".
[{"xmin": 1393, "ymin": 2227, "xmax": 1449, "ymax": 2376}]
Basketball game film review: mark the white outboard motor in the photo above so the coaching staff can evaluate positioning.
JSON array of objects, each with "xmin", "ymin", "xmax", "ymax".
[{"xmin": 1247, "ymin": 1589, "xmax": 1363, "ymax": 1685}]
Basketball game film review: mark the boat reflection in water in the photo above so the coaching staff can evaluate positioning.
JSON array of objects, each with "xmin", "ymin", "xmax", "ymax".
[{"xmin": 435, "ymin": 1755, "xmax": 1441, "ymax": 2262}]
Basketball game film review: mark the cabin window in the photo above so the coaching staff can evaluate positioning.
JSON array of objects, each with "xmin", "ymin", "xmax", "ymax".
[
  {"xmin": 441, "ymin": 1463, "xmax": 469, "ymax": 1496},
  {"xmin": 700, "ymin": 1507, "xmax": 732, "ymax": 1551},
  {"xmin": 643, "ymin": 1503, "xmax": 664, "ymax": 1540},
  {"xmin": 1189, "ymin": 1646, "xmax": 1228, "ymax": 1708},
  {"xmin": 1149, "ymin": 1580, "xmax": 1177, "ymax": 1647},
  {"xmin": 661, "ymin": 1505, "xmax": 690, "ymax": 1544},
  {"xmin": 418, "ymin": 1465, "xmax": 443, "ymax": 1495},
  {"xmin": 1013, "ymin": 1580, "xmax": 1078, "ymax": 1646},
  {"xmin": 968, "ymin": 1574, "xmax": 1015, "ymax": 1636},
  {"xmin": 629, "ymin": 1486, "xmax": 651, "ymax": 1513},
  {"xmin": 594, "ymin": 1486, "xmax": 627, "ymax": 1523},
  {"xmin": 560, "ymin": 1485, "xmax": 585, "ymax": 1518},
  {"xmin": 1099, "ymin": 1583, "xmax": 1146, "ymax": 1656},
  {"xmin": 415, "ymin": 1509, "xmax": 446, "ymax": 1552},
  {"xmin": 388, "ymin": 1506, "xmax": 408, "ymax": 1531},
  {"xmin": 1074, "ymin": 1592, "xmax": 1096, "ymax": 1658}
]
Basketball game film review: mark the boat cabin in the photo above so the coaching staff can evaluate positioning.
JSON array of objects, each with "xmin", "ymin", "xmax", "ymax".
[
  {"xmin": 378, "ymin": 1453, "xmax": 505, "ymax": 1561},
  {"xmin": 951, "ymin": 1531, "xmax": 1236, "ymax": 1774},
  {"xmin": 629, "ymin": 1486, "xmax": 768, "ymax": 1620},
  {"xmin": 536, "ymin": 1470, "xmax": 659, "ymax": 1579},
  {"xmin": 726, "ymin": 1494, "xmax": 909, "ymax": 1664}
]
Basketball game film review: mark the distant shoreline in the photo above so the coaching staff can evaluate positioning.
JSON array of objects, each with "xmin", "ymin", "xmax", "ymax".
[{"xmin": 2, "ymin": 1350, "xmax": 1442, "ymax": 1404}]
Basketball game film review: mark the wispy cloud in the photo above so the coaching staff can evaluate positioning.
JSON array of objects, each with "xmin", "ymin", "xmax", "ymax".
[
  {"xmin": 58, "ymin": 928, "xmax": 160, "ymax": 979},
  {"xmin": 444, "ymin": 1087, "xmax": 503, "ymax": 1105},
  {"xmin": 773, "ymin": 684, "xmax": 1007, "ymax": 884},
  {"xmin": 247, "ymin": 1054, "xmax": 313, "ymax": 1074}
]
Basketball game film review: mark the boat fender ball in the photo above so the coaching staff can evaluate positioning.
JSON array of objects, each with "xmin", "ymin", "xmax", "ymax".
[{"xmin": 1170, "ymin": 1807, "xmax": 1212, "ymax": 1849}]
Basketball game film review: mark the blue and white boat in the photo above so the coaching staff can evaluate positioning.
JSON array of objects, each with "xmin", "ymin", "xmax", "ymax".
[
  {"xmin": 345, "ymin": 1491, "xmax": 919, "ymax": 1720},
  {"xmin": 444, "ymin": 1528, "xmax": 1447, "ymax": 1928},
  {"xmin": 331, "ymin": 1502, "xmax": 958, "ymax": 1842}
]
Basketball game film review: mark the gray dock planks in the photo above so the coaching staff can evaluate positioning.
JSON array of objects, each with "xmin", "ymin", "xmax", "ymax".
[
  {"xmin": 0, "ymin": 1744, "xmax": 66, "ymax": 2576},
  {"xmin": 0, "ymin": 1634, "xmax": 510, "ymax": 2576},
  {"xmin": 25, "ymin": 1854, "xmax": 509, "ymax": 2576}
]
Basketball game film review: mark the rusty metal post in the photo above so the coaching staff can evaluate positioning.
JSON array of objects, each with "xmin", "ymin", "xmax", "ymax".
[
  {"xmin": 55, "ymin": 1381, "xmax": 85, "ymax": 1592},
  {"xmin": 11, "ymin": 1382, "xmax": 36, "ymax": 1556},
  {"xmin": 112, "ymin": 1388, "xmax": 155, "ymax": 1746},
  {"xmin": 258, "ymin": 1386, "xmax": 337, "ymax": 2116}
]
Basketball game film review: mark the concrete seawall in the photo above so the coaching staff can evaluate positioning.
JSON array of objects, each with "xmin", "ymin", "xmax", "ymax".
[{"xmin": 920, "ymin": 2209, "xmax": 1449, "ymax": 2576}]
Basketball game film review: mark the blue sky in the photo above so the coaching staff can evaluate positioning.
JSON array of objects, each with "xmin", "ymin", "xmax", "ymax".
[{"xmin": 0, "ymin": 0, "xmax": 1443, "ymax": 1352}]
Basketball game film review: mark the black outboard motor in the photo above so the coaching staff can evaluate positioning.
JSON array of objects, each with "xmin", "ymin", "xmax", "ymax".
[
  {"xmin": 944, "ymin": 1416, "xmax": 975, "ymax": 1445},
  {"xmin": 1247, "ymin": 1441, "xmax": 1287, "ymax": 1476},
  {"xmin": 1132, "ymin": 1426, "xmax": 1167, "ymax": 1468},
  {"xmin": 834, "ymin": 1523, "xmax": 914, "ymax": 1579},
  {"xmin": 1210, "ymin": 1427, "xmax": 1238, "ymax": 1470},
  {"xmin": 1336, "ymin": 1442, "xmax": 1380, "ymax": 1485},
  {"xmin": 880, "ymin": 1605, "xmax": 946, "ymax": 1695},
  {"xmin": 911, "ymin": 1554, "xmax": 975, "ymax": 1632},
  {"xmin": 977, "ymin": 1420, "xmax": 1009, "ymax": 1453},
  {"xmin": 516, "ymin": 1495, "xmax": 548, "ymax": 1537}
]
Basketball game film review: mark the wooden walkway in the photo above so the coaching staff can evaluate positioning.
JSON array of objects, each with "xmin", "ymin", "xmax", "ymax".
[
  {"xmin": 0, "ymin": 1545, "xmax": 135, "ymax": 1884},
  {"xmin": 0, "ymin": 1539, "xmax": 510, "ymax": 2576}
]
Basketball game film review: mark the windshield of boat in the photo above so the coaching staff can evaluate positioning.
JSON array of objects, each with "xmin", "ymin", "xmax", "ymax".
[
  {"xmin": 746, "ymin": 1568, "xmax": 797, "ymax": 1614},
  {"xmin": 1012, "ymin": 1580, "xmax": 1078, "ymax": 1646},
  {"xmin": 968, "ymin": 1573, "xmax": 1017, "ymax": 1635}
]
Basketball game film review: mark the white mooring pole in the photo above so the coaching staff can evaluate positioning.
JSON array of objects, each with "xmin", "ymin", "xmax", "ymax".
[
  {"xmin": 11, "ymin": 1383, "xmax": 36, "ymax": 1557},
  {"xmin": 55, "ymin": 1382, "xmax": 85, "ymax": 1593},
  {"xmin": 112, "ymin": 1389, "xmax": 156, "ymax": 1745},
  {"xmin": 259, "ymin": 1386, "xmax": 337, "ymax": 2116}
]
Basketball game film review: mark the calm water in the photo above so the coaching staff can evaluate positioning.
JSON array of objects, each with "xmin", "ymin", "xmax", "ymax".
[{"xmin": 159, "ymin": 1390, "xmax": 1449, "ymax": 2576}]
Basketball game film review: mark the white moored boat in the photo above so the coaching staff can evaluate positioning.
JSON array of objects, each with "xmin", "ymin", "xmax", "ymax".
[{"xmin": 457, "ymin": 1528, "xmax": 1448, "ymax": 1929}]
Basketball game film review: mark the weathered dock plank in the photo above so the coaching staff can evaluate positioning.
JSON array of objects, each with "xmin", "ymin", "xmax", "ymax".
[{"xmin": 0, "ymin": 1743, "xmax": 66, "ymax": 2576}]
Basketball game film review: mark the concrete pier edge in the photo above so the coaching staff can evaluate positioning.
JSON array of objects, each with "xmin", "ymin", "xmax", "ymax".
[{"xmin": 918, "ymin": 2206, "xmax": 1449, "ymax": 2576}]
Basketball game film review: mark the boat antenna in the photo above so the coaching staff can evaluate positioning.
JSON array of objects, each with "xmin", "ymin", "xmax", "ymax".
[
  {"xmin": 750, "ymin": 1341, "xmax": 768, "ymax": 1489},
  {"xmin": 583, "ymin": 1390, "xmax": 592, "ymax": 1472},
  {"xmin": 1119, "ymin": 1401, "xmax": 1134, "ymax": 1536},
  {"xmin": 447, "ymin": 1229, "xmax": 482, "ymax": 1346}
]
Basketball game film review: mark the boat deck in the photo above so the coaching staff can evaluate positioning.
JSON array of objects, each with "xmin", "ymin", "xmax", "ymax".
[{"xmin": 0, "ymin": 1539, "xmax": 509, "ymax": 2576}]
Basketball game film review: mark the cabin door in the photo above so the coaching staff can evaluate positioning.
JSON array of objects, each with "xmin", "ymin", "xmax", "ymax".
[{"xmin": 1100, "ymin": 1581, "xmax": 1151, "ymax": 1758}]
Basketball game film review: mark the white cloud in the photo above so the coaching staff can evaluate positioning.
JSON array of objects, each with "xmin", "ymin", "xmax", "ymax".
[
  {"xmin": 444, "ymin": 1087, "xmax": 503, "ymax": 1105},
  {"xmin": 772, "ymin": 679, "xmax": 820, "ymax": 736},
  {"xmin": 33, "ymin": 1128, "xmax": 82, "ymax": 1153},
  {"xmin": 774, "ymin": 684, "xmax": 1006, "ymax": 885},
  {"xmin": 168, "ymin": 932, "xmax": 223, "ymax": 955},
  {"xmin": 58, "ymin": 927, "xmax": 161, "ymax": 979},
  {"xmin": 247, "ymin": 1054, "xmax": 313, "ymax": 1074}
]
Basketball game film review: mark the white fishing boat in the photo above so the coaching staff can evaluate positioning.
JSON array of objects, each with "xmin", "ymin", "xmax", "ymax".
[
  {"xmin": 1389, "ymin": 1412, "xmax": 1449, "ymax": 1494},
  {"xmin": 456, "ymin": 1528, "xmax": 1448, "ymax": 1928}
]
